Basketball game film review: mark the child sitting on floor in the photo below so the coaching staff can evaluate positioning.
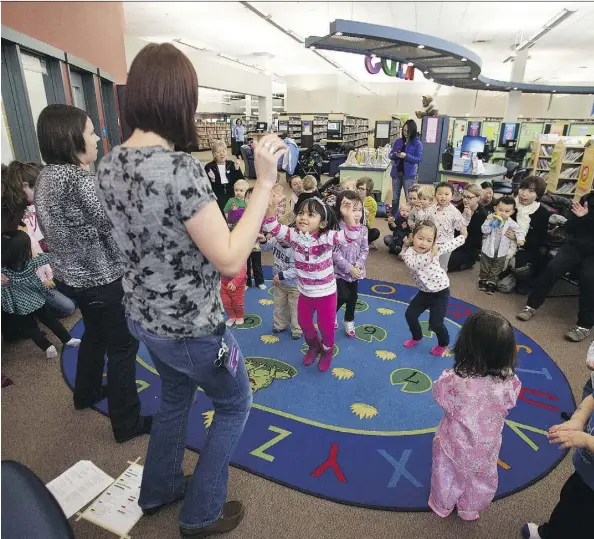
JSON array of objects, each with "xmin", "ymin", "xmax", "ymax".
[
  {"xmin": 356, "ymin": 177, "xmax": 380, "ymax": 248},
  {"xmin": 408, "ymin": 184, "xmax": 435, "ymax": 229},
  {"xmin": 288, "ymin": 175, "xmax": 303, "ymax": 212},
  {"xmin": 1, "ymin": 230, "xmax": 80, "ymax": 358},
  {"xmin": 261, "ymin": 212, "xmax": 302, "ymax": 340},
  {"xmin": 430, "ymin": 310, "xmax": 521, "ymax": 521},
  {"xmin": 384, "ymin": 201, "xmax": 412, "ymax": 256}
]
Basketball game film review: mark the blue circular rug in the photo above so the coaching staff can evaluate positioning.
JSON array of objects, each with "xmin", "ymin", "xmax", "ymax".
[{"xmin": 61, "ymin": 269, "xmax": 575, "ymax": 511}]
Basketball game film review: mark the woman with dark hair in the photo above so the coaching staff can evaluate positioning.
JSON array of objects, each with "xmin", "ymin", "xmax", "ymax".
[
  {"xmin": 504, "ymin": 175, "xmax": 551, "ymax": 293},
  {"xmin": 517, "ymin": 193, "xmax": 594, "ymax": 343},
  {"xmin": 1, "ymin": 162, "xmax": 29, "ymax": 234},
  {"xmin": 34, "ymin": 104, "xmax": 150, "ymax": 444},
  {"xmin": 96, "ymin": 43, "xmax": 286, "ymax": 536},
  {"xmin": 389, "ymin": 119, "xmax": 424, "ymax": 216},
  {"xmin": 448, "ymin": 184, "xmax": 488, "ymax": 272},
  {"xmin": 232, "ymin": 118, "xmax": 246, "ymax": 159}
]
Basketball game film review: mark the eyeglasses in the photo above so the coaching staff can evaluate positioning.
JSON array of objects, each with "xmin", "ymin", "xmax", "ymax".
[
  {"xmin": 462, "ymin": 194, "xmax": 477, "ymax": 200},
  {"xmin": 357, "ymin": 187, "xmax": 367, "ymax": 192}
]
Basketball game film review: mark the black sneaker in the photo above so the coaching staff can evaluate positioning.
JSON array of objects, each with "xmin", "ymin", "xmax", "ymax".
[
  {"xmin": 114, "ymin": 415, "xmax": 153, "ymax": 444},
  {"xmin": 271, "ymin": 327, "xmax": 285, "ymax": 334},
  {"xmin": 180, "ymin": 501, "xmax": 245, "ymax": 538},
  {"xmin": 485, "ymin": 282, "xmax": 496, "ymax": 295},
  {"xmin": 478, "ymin": 279, "xmax": 487, "ymax": 291}
]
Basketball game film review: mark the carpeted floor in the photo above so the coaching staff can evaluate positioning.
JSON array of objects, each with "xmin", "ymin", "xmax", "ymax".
[{"xmin": 2, "ymin": 161, "xmax": 591, "ymax": 538}]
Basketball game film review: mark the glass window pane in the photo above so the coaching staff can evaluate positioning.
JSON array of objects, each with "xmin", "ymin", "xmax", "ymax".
[
  {"xmin": 21, "ymin": 52, "xmax": 48, "ymax": 133},
  {"xmin": 70, "ymin": 71, "xmax": 88, "ymax": 112}
]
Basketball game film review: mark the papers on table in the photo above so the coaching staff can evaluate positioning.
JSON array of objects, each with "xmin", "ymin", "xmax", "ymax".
[
  {"xmin": 80, "ymin": 463, "xmax": 144, "ymax": 537},
  {"xmin": 46, "ymin": 460, "xmax": 114, "ymax": 519}
]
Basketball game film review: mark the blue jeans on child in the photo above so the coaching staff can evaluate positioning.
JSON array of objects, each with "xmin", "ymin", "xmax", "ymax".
[
  {"xmin": 126, "ymin": 319, "xmax": 252, "ymax": 529},
  {"xmin": 391, "ymin": 172, "xmax": 415, "ymax": 216},
  {"xmin": 45, "ymin": 288, "xmax": 76, "ymax": 317}
]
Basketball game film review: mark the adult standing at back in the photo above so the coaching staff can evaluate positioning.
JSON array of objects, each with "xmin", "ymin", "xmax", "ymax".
[
  {"xmin": 34, "ymin": 104, "xmax": 151, "ymax": 443},
  {"xmin": 233, "ymin": 118, "xmax": 246, "ymax": 159},
  {"xmin": 204, "ymin": 140, "xmax": 244, "ymax": 215},
  {"xmin": 389, "ymin": 119, "xmax": 424, "ymax": 216},
  {"xmin": 96, "ymin": 43, "xmax": 286, "ymax": 537}
]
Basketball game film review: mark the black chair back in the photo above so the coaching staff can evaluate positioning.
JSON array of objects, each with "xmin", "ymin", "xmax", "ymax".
[{"xmin": 1, "ymin": 461, "xmax": 74, "ymax": 539}]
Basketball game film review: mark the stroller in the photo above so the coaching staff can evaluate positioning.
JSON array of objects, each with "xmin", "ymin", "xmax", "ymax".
[{"xmin": 293, "ymin": 144, "xmax": 326, "ymax": 183}]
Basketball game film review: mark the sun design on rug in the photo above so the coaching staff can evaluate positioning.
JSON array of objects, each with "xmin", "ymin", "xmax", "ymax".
[
  {"xmin": 332, "ymin": 368, "xmax": 354, "ymax": 380},
  {"xmin": 376, "ymin": 350, "xmax": 396, "ymax": 361},
  {"xmin": 351, "ymin": 403, "xmax": 378, "ymax": 419},
  {"xmin": 260, "ymin": 335, "xmax": 280, "ymax": 344},
  {"xmin": 203, "ymin": 410, "xmax": 214, "ymax": 428},
  {"xmin": 377, "ymin": 308, "xmax": 394, "ymax": 316},
  {"xmin": 258, "ymin": 299, "xmax": 274, "ymax": 306}
]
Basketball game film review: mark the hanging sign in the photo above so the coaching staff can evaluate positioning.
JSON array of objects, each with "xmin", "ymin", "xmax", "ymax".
[{"xmin": 364, "ymin": 56, "xmax": 414, "ymax": 79}]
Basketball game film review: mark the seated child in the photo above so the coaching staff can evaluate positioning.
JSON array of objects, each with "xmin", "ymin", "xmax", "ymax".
[
  {"xmin": 261, "ymin": 212, "xmax": 302, "ymax": 340},
  {"xmin": 384, "ymin": 201, "xmax": 411, "ymax": 256},
  {"xmin": 356, "ymin": 177, "xmax": 380, "ymax": 247},
  {"xmin": 221, "ymin": 262, "xmax": 247, "ymax": 327},
  {"xmin": 323, "ymin": 176, "xmax": 356, "ymax": 207},
  {"xmin": 1, "ymin": 230, "xmax": 80, "ymax": 358},
  {"xmin": 288, "ymin": 175, "xmax": 303, "ymax": 211},
  {"xmin": 294, "ymin": 175, "xmax": 322, "ymax": 214},
  {"xmin": 224, "ymin": 179, "xmax": 249, "ymax": 230},
  {"xmin": 479, "ymin": 196, "xmax": 525, "ymax": 295},
  {"xmin": 430, "ymin": 310, "xmax": 521, "ymax": 521},
  {"xmin": 407, "ymin": 184, "xmax": 420, "ymax": 210},
  {"xmin": 408, "ymin": 184, "xmax": 435, "ymax": 229}
]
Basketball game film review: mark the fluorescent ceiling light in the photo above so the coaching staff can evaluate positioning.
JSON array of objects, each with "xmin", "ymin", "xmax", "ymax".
[
  {"xmin": 513, "ymin": 87, "xmax": 518, "ymax": 90},
  {"xmin": 407, "ymin": 62, "xmax": 414, "ymax": 67},
  {"xmin": 472, "ymin": 77, "xmax": 477, "ymax": 81},
  {"xmin": 515, "ymin": 8, "xmax": 576, "ymax": 51},
  {"xmin": 336, "ymin": 32, "xmax": 343, "ymax": 36},
  {"xmin": 424, "ymin": 71, "xmax": 429, "ymax": 75},
  {"xmin": 418, "ymin": 45, "xmax": 425, "ymax": 49},
  {"xmin": 552, "ymin": 90, "xmax": 557, "ymax": 93},
  {"xmin": 461, "ymin": 58, "xmax": 467, "ymax": 62},
  {"xmin": 309, "ymin": 46, "xmax": 316, "ymax": 50},
  {"xmin": 485, "ymin": 83, "xmax": 490, "ymax": 87}
]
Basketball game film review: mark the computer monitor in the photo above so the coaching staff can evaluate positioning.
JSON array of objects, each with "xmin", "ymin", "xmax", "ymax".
[
  {"xmin": 461, "ymin": 135, "xmax": 486, "ymax": 154},
  {"xmin": 327, "ymin": 121, "xmax": 341, "ymax": 132},
  {"xmin": 499, "ymin": 122, "xmax": 520, "ymax": 147},
  {"xmin": 256, "ymin": 122, "xmax": 267, "ymax": 132}
]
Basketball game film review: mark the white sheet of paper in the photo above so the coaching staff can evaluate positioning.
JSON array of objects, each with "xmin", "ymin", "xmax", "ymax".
[
  {"xmin": 425, "ymin": 117, "xmax": 438, "ymax": 144},
  {"xmin": 81, "ymin": 463, "xmax": 144, "ymax": 536},
  {"xmin": 46, "ymin": 461, "xmax": 114, "ymax": 519}
]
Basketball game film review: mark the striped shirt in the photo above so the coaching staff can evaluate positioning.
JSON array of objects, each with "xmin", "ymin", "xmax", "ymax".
[{"xmin": 262, "ymin": 217, "xmax": 361, "ymax": 297}]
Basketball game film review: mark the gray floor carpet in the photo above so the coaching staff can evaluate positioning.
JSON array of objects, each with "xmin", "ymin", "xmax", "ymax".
[{"xmin": 2, "ymin": 168, "xmax": 591, "ymax": 539}]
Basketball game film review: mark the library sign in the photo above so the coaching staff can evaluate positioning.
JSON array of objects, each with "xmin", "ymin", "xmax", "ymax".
[{"xmin": 364, "ymin": 56, "xmax": 415, "ymax": 80}]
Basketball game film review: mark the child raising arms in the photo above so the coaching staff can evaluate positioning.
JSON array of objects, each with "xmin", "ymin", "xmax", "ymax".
[
  {"xmin": 263, "ymin": 193, "xmax": 361, "ymax": 372},
  {"xmin": 333, "ymin": 190, "xmax": 369, "ymax": 337},
  {"xmin": 402, "ymin": 220, "xmax": 466, "ymax": 356},
  {"xmin": 430, "ymin": 310, "xmax": 521, "ymax": 521}
]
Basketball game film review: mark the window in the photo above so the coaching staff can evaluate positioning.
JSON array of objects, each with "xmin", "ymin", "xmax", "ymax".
[
  {"xmin": 70, "ymin": 70, "xmax": 88, "ymax": 112},
  {"xmin": 21, "ymin": 52, "xmax": 49, "ymax": 132}
]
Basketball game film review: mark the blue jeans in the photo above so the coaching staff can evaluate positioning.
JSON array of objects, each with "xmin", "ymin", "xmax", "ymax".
[
  {"xmin": 127, "ymin": 319, "xmax": 252, "ymax": 529},
  {"xmin": 391, "ymin": 172, "xmax": 415, "ymax": 216},
  {"xmin": 45, "ymin": 288, "xmax": 76, "ymax": 317}
]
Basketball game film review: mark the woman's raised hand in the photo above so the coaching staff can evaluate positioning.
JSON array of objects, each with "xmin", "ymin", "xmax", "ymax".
[{"xmin": 254, "ymin": 135, "xmax": 287, "ymax": 190}]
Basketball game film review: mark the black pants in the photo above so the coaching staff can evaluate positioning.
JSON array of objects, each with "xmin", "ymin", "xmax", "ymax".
[
  {"xmin": 405, "ymin": 288, "xmax": 450, "ymax": 346},
  {"xmin": 336, "ymin": 279, "xmax": 358, "ymax": 322},
  {"xmin": 247, "ymin": 251, "xmax": 264, "ymax": 286},
  {"xmin": 448, "ymin": 248, "xmax": 478, "ymax": 272},
  {"xmin": 368, "ymin": 228, "xmax": 380, "ymax": 244},
  {"xmin": 56, "ymin": 278, "xmax": 142, "ymax": 438},
  {"xmin": 384, "ymin": 233, "xmax": 406, "ymax": 255},
  {"xmin": 538, "ymin": 472, "xmax": 593, "ymax": 538},
  {"xmin": 5, "ymin": 305, "xmax": 71, "ymax": 351},
  {"xmin": 527, "ymin": 243, "xmax": 594, "ymax": 328}
]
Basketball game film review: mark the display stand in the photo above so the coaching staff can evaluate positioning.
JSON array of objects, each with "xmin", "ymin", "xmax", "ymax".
[
  {"xmin": 417, "ymin": 115, "xmax": 450, "ymax": 185},
  {"xmin": 338, "ymin": 163, "xmax": 391, "ymax": 202},
  {"xmin": 576, "ymin": 144, "xmax": 594, "ymax": 201}
]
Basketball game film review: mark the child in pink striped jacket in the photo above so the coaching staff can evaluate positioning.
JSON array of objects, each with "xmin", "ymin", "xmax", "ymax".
[{"xmin": 263, "ymin": 193, "xmax": 360, "ymax": 372}]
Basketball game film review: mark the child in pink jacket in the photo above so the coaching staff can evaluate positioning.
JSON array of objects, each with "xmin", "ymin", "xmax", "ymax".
[{"xmin": 429, "ymin": 310, "xmax": 521, "ymax": 521}]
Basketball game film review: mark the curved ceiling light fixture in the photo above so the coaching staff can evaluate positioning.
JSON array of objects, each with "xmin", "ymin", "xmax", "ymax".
[{"xmin": 305, "ymin": 20, "xmax": 594, "ymax": 95}]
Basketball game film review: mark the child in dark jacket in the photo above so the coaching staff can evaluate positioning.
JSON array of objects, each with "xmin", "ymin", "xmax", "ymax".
[{"xmin": 384, "ymin": 201, "xmax": 412, "ymax": 256}]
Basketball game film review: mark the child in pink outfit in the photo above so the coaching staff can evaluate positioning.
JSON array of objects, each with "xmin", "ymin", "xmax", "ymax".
[
  {"xmin": 429, "ymin": 310, "xmax": 522, "ymax": 521},
  {"xmin": 263, "ymin": 194, "xmax": 360, "ymax": 372}
]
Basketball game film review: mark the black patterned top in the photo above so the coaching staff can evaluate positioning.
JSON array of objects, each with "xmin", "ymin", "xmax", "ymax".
[
  {"xmin": 96, "ymin": 146, "xmax": 223, "ymax": 338},
  {"xmin": 35, "ymin": 165, "xmax": 125, "ymax": 289}
]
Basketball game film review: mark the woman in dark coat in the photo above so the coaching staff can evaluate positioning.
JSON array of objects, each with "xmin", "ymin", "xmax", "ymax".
[{"xmin": 204, "ymin": 139, "xmax": 244, "ymax": 215}]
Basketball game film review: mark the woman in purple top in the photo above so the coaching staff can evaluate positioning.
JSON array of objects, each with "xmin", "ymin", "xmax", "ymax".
[{"xmin": 389, "ymin": 119, "xmax": 424, "ymax": 216}]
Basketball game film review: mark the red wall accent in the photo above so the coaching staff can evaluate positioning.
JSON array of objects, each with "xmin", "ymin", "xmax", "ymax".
[{"xmin": 1, "ymin": 2, "xmax": 127, "ymax": 83}]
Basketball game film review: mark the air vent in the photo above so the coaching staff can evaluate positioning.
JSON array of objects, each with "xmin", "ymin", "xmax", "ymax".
[{"xmin": 472, "ymin": 39, "xmax": 491, "ymax": 44}]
